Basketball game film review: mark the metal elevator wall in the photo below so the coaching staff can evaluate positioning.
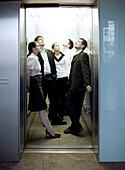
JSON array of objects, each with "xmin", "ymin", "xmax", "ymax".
[
  {"xmin": 0, "ymin": 1, "xmax": 25, "ymax": 162},
  {"xmin": 20, "ymin": 3, "xmax": 26, "ymax": 158},
  {"xmin": 91, "ymin": 0, "xmax": 99, "ymax": 158}
]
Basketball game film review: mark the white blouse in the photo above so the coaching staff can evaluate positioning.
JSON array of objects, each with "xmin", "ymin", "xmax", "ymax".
[
  {"xmin": 27, "ymin": 53, "xmax": 42, "ymax": 77},
  {"xmin": 62, "ymin": 49, "xmax": 74, "ymax": 77},
  {"xmin": 54, "ymin": 54, "xmax": 68, "ymax": 78}
]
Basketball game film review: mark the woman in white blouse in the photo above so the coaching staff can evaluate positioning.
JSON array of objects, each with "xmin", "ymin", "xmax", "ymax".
[
  {"xmin": 51, "ymin": 42, "xmax": 68, "ymax": 124},
  {"xmin": 27, "ymin": 41, "xmax": 60, "ymax": 138}
]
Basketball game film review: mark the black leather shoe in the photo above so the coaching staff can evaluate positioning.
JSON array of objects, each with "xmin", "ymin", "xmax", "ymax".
[
  {"xmin": 64, "ymin": 127, "xmax": 73, "ymax": 134},
  {"xmin": 51, "ymin": 120, "xmax": 67, "ymax": 125},
  {"xmin": 71, "ymin": 130, "xmax": 84, "ymax": 137}
]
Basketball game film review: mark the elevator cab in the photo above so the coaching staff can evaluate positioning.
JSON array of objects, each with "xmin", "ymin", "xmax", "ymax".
[{"xmin": 25, "ymin": 6, "xmax": 96, "ymax": 152}]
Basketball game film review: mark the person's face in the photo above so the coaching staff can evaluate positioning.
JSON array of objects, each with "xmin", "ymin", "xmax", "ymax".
[
  {"xmin": 75, "ymin": 39, "xmax": 84, "ymax": 50},
  {"xmin": 62, "ymin": 39, "xmax": 69, "ymax": 47},
  {"xmin": 33, "ymin": 42, "xmax": 41, "ymax": 54},
  {"xmin": 37, "ymin": 37, "xmax": 45, "ymax": 46},
  {"xmin": 53, "ymin": 43, "xmax": 60, "ymax": 52}
]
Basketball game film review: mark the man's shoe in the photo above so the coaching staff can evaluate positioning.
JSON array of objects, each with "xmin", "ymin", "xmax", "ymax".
[
  {"xmin": 64, "ymin": 127, "xmax": 73, "ymax": 134},
  {"xmin": 71, "ymin": 130, "xmax": 84, "ymax": 137}
]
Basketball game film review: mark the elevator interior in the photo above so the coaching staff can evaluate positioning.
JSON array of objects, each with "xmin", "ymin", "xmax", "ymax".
[{"xmin": 25, "ymin": 7, "xmax": 96, "ymax": 150}]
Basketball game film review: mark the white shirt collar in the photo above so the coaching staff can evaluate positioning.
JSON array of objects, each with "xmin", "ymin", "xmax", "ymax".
[{"xmin": 75, "ymin": 50, "xmax": 82, "ymax": 55}]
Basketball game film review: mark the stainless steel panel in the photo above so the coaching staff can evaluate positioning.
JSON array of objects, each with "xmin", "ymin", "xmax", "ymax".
[
  {"xmin": 23, "ymin": 0, "xmax": 95, "ymax": 6},
  {"xmin": 0, "ymin": 1, "xmax": 20, "ymax": 161},
  {"xmin": 91, "ymin": 0, "xmax": 99, "ymax": 158},
  {"xmin": 20, "ymin": 4, "xmax": 26, "ymax": 157}
]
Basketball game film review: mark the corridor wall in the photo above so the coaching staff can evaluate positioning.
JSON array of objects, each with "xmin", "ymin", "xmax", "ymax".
[{"xmin": 99, "ymin": 0, "xmax": 125, "ymax": 162}]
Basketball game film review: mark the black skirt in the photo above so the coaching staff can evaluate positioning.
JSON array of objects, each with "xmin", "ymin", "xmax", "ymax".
[{"xmin": 28, "ymin": 75, "xmax": 47, "ymax": 111}]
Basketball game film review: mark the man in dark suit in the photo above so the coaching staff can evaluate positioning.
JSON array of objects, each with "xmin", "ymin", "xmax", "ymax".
[
  {"xmin": 34, "ymin": 35, "xmax": 66, "ymax": 125},
  {"xmin": 64, "ymin": 38, "xmax": 91, "ymax": 136}
]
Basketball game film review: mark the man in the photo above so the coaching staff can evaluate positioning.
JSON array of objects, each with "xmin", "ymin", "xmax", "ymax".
[
  {"xmin": 62, "ymin": 39, "xmax": 74, "ymax": 78},
  {"xmin": 64, "ymin": 38, "xmax": 91, "ymax": 136},
  {"xmin": 34, "ymin": 35, "xmax": 66, "ymax": 125},
  {"xmin": 62, "ymin": 39, "xmax": 74, "ymax": 116}
]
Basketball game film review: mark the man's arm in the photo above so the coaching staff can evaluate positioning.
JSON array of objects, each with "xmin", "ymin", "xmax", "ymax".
[{"xmin": 81, "ymin": 52, "xmax": 91, "ymax": 87}]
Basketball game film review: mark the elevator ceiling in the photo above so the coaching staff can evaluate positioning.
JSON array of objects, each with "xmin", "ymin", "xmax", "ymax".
[{"xmin": 23, "ymin": 0, "xmax": 95, "ymax": 6}]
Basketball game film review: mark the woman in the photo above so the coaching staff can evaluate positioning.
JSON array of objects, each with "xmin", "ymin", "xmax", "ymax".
[
  {"xmin": 52, "ymin": 42, "xmax": 68, "ymax": 124},
  {"xmin": 27, "ymin": 41, "xmax": 60, "ymax": 138}
]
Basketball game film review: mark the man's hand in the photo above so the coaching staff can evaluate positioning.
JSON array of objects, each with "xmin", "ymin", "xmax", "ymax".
[{"xmin": 86, "ymin": 85, "xmax": 91, "ymax": 92}]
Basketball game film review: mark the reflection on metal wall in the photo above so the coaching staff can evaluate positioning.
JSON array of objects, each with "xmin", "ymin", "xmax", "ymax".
[{"xmin": 0, "ymin": 1, "xmax": 20, "ymax": 161}]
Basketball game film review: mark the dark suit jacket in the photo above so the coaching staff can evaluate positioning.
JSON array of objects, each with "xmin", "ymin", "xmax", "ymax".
[
  {"xmin": 38, "ymin": 49, "xmax": 57, "ymax": 80},
  {"xmin": 69, "ymin": 51, "xmax": 91, "ymax": 93}
]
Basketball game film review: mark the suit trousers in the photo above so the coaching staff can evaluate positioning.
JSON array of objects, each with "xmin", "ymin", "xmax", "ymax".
[
  {"xmin": 56, "ymin": 77, "xmax": 68, "ymax": 119},
  {"xmin": 66, "ymin": 90, "xmax": 86, "ymax": 132},
  {"xmin": 42, "ymin": 76, "xmax": 59, "ymax": 121}
]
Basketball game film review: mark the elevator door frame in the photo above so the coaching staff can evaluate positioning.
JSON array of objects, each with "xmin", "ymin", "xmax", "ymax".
[{"xmin": 24, "ymin": 4, "xmax": 98, "ymax": 155}]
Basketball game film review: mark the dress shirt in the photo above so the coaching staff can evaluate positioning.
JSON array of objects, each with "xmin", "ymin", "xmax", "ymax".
[
  {"xmin": 62, "ymin": 49, "xmax": 74, "ymax": 77},
  {"xmin": 74, "ymin": 50, "xmax": 82, "ymax": 56},
  {"xmin": 40, "ymin": 50, "xmax": 51, "ymax": 74}
]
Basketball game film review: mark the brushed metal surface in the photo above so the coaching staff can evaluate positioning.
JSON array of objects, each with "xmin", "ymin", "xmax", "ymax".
[{"xmin": 0, "ymin": 1, "xmax": 20, "ymax": 162}]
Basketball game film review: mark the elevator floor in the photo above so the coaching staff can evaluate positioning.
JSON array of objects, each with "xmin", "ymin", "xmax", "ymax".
[{"xmin": 26, "ymin": 113, "xmax": 92, "ymax": 151}]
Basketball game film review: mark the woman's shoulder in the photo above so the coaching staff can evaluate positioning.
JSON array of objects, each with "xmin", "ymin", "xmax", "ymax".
[
  {"xmin": 28, "ymin": 53, "xmax": 37, "ymax": 59},
  {"xmin": 27, "ymin": 54, "xmax": 38, "ymax": 64}
]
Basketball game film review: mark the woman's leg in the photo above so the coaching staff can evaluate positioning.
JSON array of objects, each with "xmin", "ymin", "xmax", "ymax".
[{"xmin": 39, "ymin": 110, "xmax": 55, "ymax": 136}]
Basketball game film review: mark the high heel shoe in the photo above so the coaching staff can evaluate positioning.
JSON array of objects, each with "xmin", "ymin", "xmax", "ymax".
[{"xmin": 45, "ymin": 129, "xmax": 61, "ymax": 138}]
